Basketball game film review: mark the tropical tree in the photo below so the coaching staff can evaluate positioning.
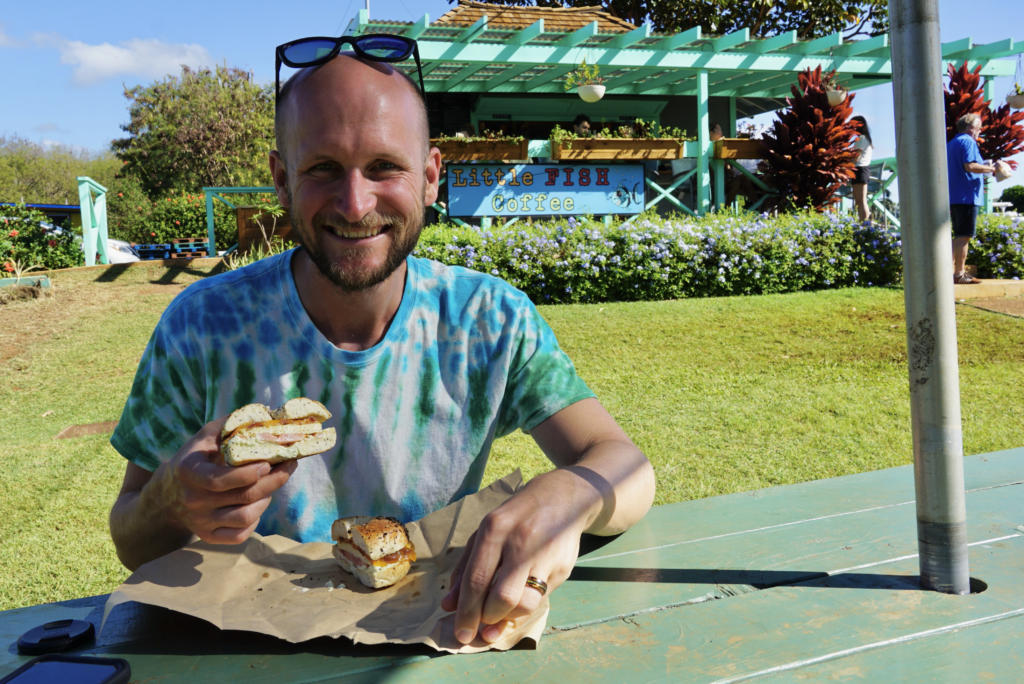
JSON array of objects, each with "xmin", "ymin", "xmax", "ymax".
[
  {"xmin": 0, "ymin": 136, "xmax": 119, "ymax": 205},
  {"xmin": 113, "ymin": 66, "xmax": 274, "ymax": 197},
  {"xmin": 464, "ymin": 1, "xmax": 888, "ymax": 40},
  {"xmin": 943, "ymin": 61, "xmax": 989, "ymax": 142},
  {"xmin": 758, "ymin": 66, "xmax": 859, "ymax": 212}
]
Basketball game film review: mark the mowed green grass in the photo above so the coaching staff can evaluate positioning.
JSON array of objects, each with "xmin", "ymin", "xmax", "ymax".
[{"xmin": 2, "ymin": 260, "xmax": 1023, "ymax": 610}]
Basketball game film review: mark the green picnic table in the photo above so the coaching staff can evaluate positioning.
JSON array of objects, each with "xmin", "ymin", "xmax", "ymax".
[{"xmin": 2, "ymin": 447, "xmax": 1022, "ymax": 682}]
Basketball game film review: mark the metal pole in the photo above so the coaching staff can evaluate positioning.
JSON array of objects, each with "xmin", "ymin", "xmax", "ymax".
[{"xmin": 888, "ymin": 0, "xmax": 971, "ymax": 594}]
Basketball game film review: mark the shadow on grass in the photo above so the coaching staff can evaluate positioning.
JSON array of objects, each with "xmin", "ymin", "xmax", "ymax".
[{"xmin": 93, "ymin": 260, "xmax": 228, "ymax": 285}]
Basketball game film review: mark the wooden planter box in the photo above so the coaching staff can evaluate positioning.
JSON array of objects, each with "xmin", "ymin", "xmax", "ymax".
[
  {"xmin": 550, "ymin": 138, "xmax": 684, "ymax": 161},
  {"xmin": 714, "ymin": 138, "xmax": 766, "ymax": 160},
  {"xmin": 236, "ymin": 207, "xmax": 295, "ymax": 254},
  {"xmin": 431, "ymin": 139, "xmax": 529, "ymax": 162}
]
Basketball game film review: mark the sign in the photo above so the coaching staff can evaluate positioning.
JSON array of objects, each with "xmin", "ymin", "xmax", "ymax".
[{"xmin": 447, "ymin": 163, "xmax": 645, "ymax": 217}]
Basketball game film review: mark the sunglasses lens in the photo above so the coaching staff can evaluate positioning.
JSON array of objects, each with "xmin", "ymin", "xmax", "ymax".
[
  {"xmin": 282, "ymin": 39, "xmax": 338, "ymax": 65},
  {"xmin": 356, "ymin": 35, "xmax": 413, "ymax": 60}
]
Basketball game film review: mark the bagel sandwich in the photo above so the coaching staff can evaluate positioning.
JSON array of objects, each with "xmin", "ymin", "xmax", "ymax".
[
  {"xmin": 220, "ymin": 397, "xmax": 336, "ymax": 466},
  {"xmin": 331, "ymin": 516, "xmax": 417, "ymax": 589}
]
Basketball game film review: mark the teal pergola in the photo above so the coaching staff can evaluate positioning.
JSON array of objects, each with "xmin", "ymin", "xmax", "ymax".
[{"xmin": 342, "ymin": 3, "xmax": 1020, "ymax": 218}]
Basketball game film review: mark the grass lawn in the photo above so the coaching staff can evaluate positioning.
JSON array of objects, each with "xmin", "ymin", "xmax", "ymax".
[{"xmin": 2, "ymin": 259, "xmax": 1023, "ymax": 610}]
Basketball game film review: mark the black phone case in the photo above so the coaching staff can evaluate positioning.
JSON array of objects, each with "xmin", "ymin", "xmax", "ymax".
[{"xmin": 0, "ymin": 654, "xmax": 130, "ymax": 684}]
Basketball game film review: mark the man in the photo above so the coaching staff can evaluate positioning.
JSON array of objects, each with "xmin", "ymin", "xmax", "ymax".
[
  {"xmin": 572, "ymin": 113, "xmax": 592, "ymax": 136},
  {"xmin": 947, "ymin": 113, "xmax": 996, "ymax": 284},
  {"xmin": 109, "ymin": 45, "xmax": 655, "ymax": 647}
]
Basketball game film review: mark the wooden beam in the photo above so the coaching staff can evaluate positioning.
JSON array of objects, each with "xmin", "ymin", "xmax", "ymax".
[
  {"xmin": 709, "ymin": 29, "xmax": 751, "ymax": 53},
  {"xmin": 457, "ymin": 16, "xmax": 488, "ymax": 44},
  {"xmin": 940, "ymin": 37, "xmax": 973, "ymax": 59},
  {"xmin": 345, "ymin": 8, "xmax": 369, "ymax": 35},
  {"xmin": 790, "ymin": 32, "xmax": 844, "ymax": 55},
  {"xmin": 601, "ymin": 67, "xmax": 646, "ymax": 90},
  {"xmin": 632, "ymin": 68, "xmax": 689, "ymax": 94},
  {"xmin": 751, "ymin": 30, "xmax": 797, "ymax": 54},
  {"xmin": 833, "ymin": 34, "xmax": 888, "ymax": 57},
  {"xmin": 608, "ymin": 25, "xmax": 650, "ymax": 50},
  {"xmin": 654, "ymin": 27, "xmax": 702, "ymax": 52},
  {"xmin": 524, "ymin": 64, "xmax": 573, "ymax": 90},
  {"xmin": 510, "ymin": 19, "xmax": 544, "ymax": 45},
  {"xmin": 483, "ymin": 62, "xmax": 537, "ymax": 90},
  {"xmin": 555, "ymin": 21, "xmax": 598, "ymax": 48},
  {"xmin": 960, "ymin": 38, "xmax": 1017, "ymax": 60},
  {"xmin": 407, "ymin": 14, "xmax": 431, "ymax": 40}
]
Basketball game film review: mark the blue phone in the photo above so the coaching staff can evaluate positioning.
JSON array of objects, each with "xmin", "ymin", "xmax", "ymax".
[{"xmin": 0, "ymin": 655, "xmax": 130, "ymax": 684}]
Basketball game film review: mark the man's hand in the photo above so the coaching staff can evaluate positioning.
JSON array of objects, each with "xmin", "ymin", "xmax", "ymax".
[
  {"xmin": 440, "ymin": 469, "xmax": 590, "ymax": 644},
  {"xmin": 440, "ymin": 398, "xmax": 656, "ymax": 645},
  {"xmin": 110, "ymin": 417, "xmax": 297, "ymax": 569}
]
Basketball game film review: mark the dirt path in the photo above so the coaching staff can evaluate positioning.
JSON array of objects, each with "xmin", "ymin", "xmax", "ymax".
[{"xmin": 0, "ymin": 259, "xmax": 222, "ymax": 366}]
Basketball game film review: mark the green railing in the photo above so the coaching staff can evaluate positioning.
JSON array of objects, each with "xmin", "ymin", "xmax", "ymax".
[{"xmin": 202, "ymin": 186, "xmax": 276, "ymax": 255}]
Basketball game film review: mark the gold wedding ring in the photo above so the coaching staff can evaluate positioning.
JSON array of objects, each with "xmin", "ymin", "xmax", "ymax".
[{"xmin": 525, "ymin": 575, "xmax": 548, "ymax": 596}]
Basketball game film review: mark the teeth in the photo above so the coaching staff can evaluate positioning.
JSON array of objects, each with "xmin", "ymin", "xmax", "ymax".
[{"xmin": 328, "ymin": 225, "xmax": 385, "ymax": 239}]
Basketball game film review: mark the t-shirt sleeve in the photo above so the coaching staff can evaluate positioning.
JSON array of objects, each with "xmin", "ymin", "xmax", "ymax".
[
  {"xmin": 110, "ymin": 302, "xmax": 206, "ymax": 472},
  {"xmin": 495, "ymin": 295, "xmax": 595, "ymax": 436}
]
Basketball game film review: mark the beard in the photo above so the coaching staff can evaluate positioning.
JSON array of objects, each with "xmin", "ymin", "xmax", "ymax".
[{"xmin": 288, "ymin": 193, "xmax": 425, "ymax": 292}]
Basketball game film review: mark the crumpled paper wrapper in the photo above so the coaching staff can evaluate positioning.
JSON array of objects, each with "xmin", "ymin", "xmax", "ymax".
[{"xmin": 103, "ymin": 472, "xmax": 548, "ymax": 653}]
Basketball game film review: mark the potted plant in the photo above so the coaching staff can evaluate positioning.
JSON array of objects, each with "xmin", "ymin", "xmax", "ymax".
[
  {"xmin": 564, "ymin": 60, "xmax": 605, "ymax": 103},
  {"xmin": 430, "ymin": 131, "xmax": 529, "ymax": 162},
  {"xmin": 549, "ymin": 119, "xmax": 690, "ymax": 160},
  {"xmin": 1007, "ymin": 83, "xmax": 1024, "ymax": 109},
  {"xmin": 822, "ymin": 71, "xmax": 848, "ymax": 107}
]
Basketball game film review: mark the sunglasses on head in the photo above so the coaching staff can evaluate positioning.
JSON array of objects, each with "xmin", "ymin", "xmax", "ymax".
[{"xmin": 274, "ymin": 33, "xmax": 424, "ymax": 100}]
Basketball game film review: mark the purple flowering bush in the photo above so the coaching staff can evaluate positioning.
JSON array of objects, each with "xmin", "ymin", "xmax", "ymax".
[
  {"xmin": 970, "ymin": 214, "xmax": 1024, "ymax": 280},
  {"xmin": 416, "ymin": 210, "xmax": 904, "ymax": 304}
]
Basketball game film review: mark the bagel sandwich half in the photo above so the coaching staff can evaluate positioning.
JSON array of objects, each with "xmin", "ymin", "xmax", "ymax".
[
  {"xmin": 220, "ymin": 397, "xmax": 336, "ymax": 466},
  {"xmin": 331, "ymin": 516, "xmax": 417, "ymax": 589}
]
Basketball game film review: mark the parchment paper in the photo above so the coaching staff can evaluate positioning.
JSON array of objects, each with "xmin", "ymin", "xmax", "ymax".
[{"xmin": 103, "ymin": 472, "xmax": 548, "ymax": 653}]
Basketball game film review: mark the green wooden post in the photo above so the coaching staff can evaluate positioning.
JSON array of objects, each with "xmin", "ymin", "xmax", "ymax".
[
  {"xmin": 205, "ymin": 192, "xmax": 216, "ymax": 256},
  {"xmin": 696, "ymin": 70, "xmax": 710, "ymax": 215},
  {"xmin": 76, "ymin": 176, "xmax": 109, "ymax": 266},
  {"xmin": 728, "ymin": 97, "xmax": 737, "ymax": 136},
  {"xmin": 712, "ymin": 159, "xmax": 725, "ymax": 210}
]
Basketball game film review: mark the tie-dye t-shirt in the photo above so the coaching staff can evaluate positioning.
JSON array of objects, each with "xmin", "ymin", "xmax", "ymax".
[{"xmin": 110, "ymin": 249, "xmax": 594, "ymax": 542}]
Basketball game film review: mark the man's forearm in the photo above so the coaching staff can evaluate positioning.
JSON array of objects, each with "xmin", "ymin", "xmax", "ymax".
[
  {"xmin": 109, "ymin": 467, "xmax": 194, "ymax": 570},
  {"xmin": 964, "ymin": 162, "xmax": 994, "ymax": 174},
  {"xmin": 564, "ymin": 440, "xmax": 655, "ymax": 536}
]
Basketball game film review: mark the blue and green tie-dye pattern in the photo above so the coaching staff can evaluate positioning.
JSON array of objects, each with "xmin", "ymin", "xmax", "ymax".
[{"xmin": 110, "ymin": 249, "xmax": 594, "ymax": 543}]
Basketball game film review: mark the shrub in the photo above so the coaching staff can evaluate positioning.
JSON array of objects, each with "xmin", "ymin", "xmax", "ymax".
[
  {"xmin": 970, "ymin": 214, "xmax": 1024, "ymax": 279},
  {"xmin": 107, "ymin": 189, "xmax": 237, "ymax": 251},
  {"xmin": 1, "ymin": 204, "xmax": 83, "ymax": 272},
  {"xmin": 414, "ymin": 210, "xmax": 903, "ymax": 304}
]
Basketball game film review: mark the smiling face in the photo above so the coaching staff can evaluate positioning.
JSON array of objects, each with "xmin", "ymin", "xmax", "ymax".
[{"xmin": 270, "ymin": 56, "xmax": 440, "ymax": 292}]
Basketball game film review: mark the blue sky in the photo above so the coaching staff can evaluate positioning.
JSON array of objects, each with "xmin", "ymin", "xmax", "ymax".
[{"xmin": 2, "ymin": 0, "xmax": 1022, "ymax": 193}]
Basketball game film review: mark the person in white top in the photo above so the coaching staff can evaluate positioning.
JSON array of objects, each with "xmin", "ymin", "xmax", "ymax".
[{"xmin": 850, "ymin": 115, "xmax": 873, "ymax": 223}]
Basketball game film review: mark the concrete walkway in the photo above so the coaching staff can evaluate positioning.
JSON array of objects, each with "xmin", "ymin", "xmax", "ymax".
[{"xmin": 953, "ymin": 277, "xmax": 1024, "ymax": 301}]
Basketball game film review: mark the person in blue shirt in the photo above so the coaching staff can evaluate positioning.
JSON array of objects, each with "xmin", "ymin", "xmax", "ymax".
[
  {"xmin": 109, "ymin": 45, "xmax": 655, "ymax": 647},
  {"xmin": 946, "ymin": 113, "xmax": 997, "ymax": 284}
]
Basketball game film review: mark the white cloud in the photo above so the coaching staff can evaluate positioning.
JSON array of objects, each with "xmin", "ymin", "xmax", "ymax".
[
  {"xmin": 0, "ymin": 24, "xmax": 14, "ymax": 47},
  {"xmin": 56, "ymin": 37, "xmax": 213, "ymax": 85}
]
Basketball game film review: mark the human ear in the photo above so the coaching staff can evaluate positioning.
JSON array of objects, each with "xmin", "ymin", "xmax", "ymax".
[
  {"xmin": 268, "ymin": 151, "xmax": 290, "ymax": 208},
  {"xmin": 423, "ymin": 146, "xmax": 442, "ymax": 207}
]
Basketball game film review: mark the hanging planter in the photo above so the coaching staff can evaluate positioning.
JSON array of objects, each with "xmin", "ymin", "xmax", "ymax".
[
  {"xmin": 577, "ymin": 84, "xmax": 606, "ymax": 103},
  {"xmin": 1011, "ymin": 55, "xmax": 1024, "ymax": 109},
  {"xmin": 826, "ymin": 87, "xmax": 847, "ymax": 106},
  {"xmin": 564, "ymin": 60, "xmax": 605, "ymax": 104}
]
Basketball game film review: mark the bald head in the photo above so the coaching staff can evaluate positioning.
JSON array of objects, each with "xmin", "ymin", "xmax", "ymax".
[{"xmin": 274, "ymin": 55, "xmax": 429, "ymax": 167}]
